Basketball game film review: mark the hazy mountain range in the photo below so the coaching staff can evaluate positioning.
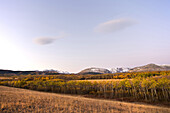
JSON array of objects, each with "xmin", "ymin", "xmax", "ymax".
[
  {"xmin": 78, "ymin": 64, "xmax": 170, "ymax": 74},
  {"xmin": 0, "ymin": 63, "xmax": 170, "ymax": 76}
]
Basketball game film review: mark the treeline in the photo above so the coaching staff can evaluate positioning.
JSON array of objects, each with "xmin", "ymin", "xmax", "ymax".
[
  {"xmin": 1, "ymin": 77, "xmax": 169, "ymax": 102},
  {"xmin": 13, "ymin": 71, "xmax": 170, "ymax": 81}
]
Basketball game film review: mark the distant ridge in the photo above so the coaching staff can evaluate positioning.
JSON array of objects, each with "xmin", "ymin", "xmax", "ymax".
[
  {"xmin": 0, "ymin": 69, "xmax": 61, "ymax": 76},
  {"xmin": 129, "ymin": 63, "xmax": 170, "ymax": 72},
  {"xmin": 0, "ymin": 69, "xmax": 37, "ymax": 75}
]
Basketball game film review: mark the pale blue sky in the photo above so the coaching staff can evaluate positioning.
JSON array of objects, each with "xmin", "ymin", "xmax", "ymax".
[{"xmin": 0, "ymin": 0, "xmax": 170, "ymax": 72}]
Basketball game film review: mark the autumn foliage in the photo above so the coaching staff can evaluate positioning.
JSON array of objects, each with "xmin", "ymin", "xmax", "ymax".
[{"xmin": 0, "ymin": 71, "xmax": 170, "ymax": 103}]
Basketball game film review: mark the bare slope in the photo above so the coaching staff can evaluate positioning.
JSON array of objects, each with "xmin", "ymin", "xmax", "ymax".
[{"xmin": 0, "ymin": 86, "xmax": 169, "ymax": 113}]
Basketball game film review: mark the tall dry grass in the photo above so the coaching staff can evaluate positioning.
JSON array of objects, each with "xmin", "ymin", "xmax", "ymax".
[{"xmin": 0, "ymin": 86, "xmax": 169, "ymax": 113}]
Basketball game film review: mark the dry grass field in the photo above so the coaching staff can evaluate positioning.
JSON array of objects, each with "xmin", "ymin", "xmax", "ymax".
[
  {"xmin": 0, "ymin": 86, "xmax": 170, "ymax": 113},
  {"xmin": 0, "ymin": 77, "xmax": 13, "ymax": 80}
]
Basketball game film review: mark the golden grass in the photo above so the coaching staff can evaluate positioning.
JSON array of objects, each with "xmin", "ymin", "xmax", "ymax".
[
  {"xmin": 0, "ymin": 86, "xmax": 169, "ymax": 113},
  {"xmin": 0, "ymin": 77, "xmax": 13, "ymax": 80}
]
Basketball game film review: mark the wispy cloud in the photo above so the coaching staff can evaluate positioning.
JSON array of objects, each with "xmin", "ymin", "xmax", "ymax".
[
  {"xmin": 33, "ymin": 34, "xmax": 67, "ymax": 45},
  {"xmin": 34, "ymin": 37, "xmax": 56, "ymax": 45},
  {"xmin": 94, "ymin": 18, "xmax": 137, "ymax": 33}
]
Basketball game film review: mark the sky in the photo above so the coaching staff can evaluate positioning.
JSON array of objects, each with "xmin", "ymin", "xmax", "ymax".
[{"xmin": 0, "ymin": 0, "xmax": 170, "ymax": 73}]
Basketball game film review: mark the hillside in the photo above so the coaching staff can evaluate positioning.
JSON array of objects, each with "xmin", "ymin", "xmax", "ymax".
[{"xmin": 129, "ymin": 63, "xmax": 170, "ymax": 72}]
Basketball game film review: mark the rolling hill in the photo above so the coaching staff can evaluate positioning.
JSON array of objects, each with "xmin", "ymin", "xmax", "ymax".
[{"xmin": 129, "ymin": 63, "xmax": 170, "ymax": 72}]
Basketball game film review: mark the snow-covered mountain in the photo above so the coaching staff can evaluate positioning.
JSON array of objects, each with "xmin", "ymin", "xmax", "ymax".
[
  {"xmin": 78, "ymin": 67, "xmax": 112, "ymax": 74},
  {"xmin": 111, "ymin": 67, "xmax": 130, "ymax": 73},
  {"xmin": 43, "ymin": 69, "xmax": 69, "ymax": 74}
]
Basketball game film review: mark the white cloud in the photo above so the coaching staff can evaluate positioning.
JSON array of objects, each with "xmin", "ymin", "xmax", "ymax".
[
  {"xmin": 94, "ymin": 18, "xmax": 137, "ymax": 33},
  {"xmin": 33, "ymin": 34, "xmax": 67, "ymax": 45}
]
